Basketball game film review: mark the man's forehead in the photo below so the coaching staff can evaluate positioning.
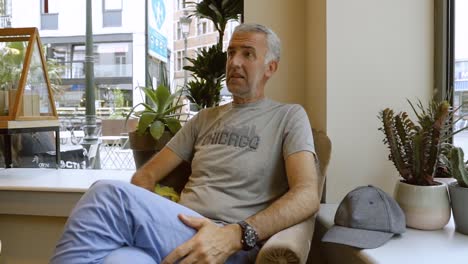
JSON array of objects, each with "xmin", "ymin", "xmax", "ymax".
[{"xmin": 228, "ymin": 32, "xmax": 267, "ymax": 50}]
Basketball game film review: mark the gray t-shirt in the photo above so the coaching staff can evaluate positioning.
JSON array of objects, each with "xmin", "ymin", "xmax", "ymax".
[{"xmin": 166, "ymin": 98, "xmax": 315, "ymax": 223}]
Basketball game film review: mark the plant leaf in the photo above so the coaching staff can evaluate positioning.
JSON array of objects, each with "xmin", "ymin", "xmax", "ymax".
[
  {"xmin": 165, "ymin": 118, "xmax": 182, "ymax": 135},
  {"xmin": 155, "ymin": 85, "xmax": 171, "ymax": 113},
  {"xmin": 150, "ymin": 120, "xmax": 165, "ymax": 140},
  {"xmin": 137, "ymin": 112, "xmax": 157, "ymax": 135}
]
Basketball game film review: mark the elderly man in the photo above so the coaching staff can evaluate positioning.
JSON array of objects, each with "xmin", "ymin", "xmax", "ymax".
[{"xmin": 51, "ymin": 23, "xmax": 319, "ymax": 264}]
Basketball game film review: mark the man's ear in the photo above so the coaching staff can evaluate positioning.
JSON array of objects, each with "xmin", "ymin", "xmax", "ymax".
[{"xmin": 265, "ymin": 60, "xmax": 278, "ymax": 78}]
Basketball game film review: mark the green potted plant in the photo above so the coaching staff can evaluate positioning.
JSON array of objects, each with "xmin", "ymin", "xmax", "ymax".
[
  {"xmin": 126, "ymin": 84, "xmax": 184, "ymax": 168},
  {"xmin": 184, "ymin": 0, "xmax": 243, "ymax": 109},
  {"xmin": 378, "ymin": 99, "xmax": 454, "ymax": 230},
  {"xmin": 446, "ymin": 147, "xmax": 468, "ymax": 235}
]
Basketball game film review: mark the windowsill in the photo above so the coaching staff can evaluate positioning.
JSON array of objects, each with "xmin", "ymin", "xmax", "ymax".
[
  {"xmin": 0, "ymin": 168, "xmax": 133, "ymax": 217},
  {"xmin": 315, "ymin": 203, "xmax": 468, "ymax": 264}
]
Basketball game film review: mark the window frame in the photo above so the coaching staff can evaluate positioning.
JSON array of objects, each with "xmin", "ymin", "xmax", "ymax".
[{"xmin": 435, "ymin": 0, "xmax": 454, "ymax": 103}]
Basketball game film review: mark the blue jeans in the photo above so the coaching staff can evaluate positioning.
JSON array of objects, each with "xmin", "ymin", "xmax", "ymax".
[{"xmin": 50, "ymin": 180, "xmax": 257, "ymax": 264}]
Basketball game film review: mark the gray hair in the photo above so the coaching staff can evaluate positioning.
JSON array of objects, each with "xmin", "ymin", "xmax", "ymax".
[{"xmin": 233, "ymin": 23, "xmax": 281, "ymax": 64}]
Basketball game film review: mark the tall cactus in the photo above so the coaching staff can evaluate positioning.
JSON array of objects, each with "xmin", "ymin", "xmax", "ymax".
[
  {"xmin": 378, "ymin": 99, "xmax": 451, "ymax": 186},
  {"xmin": 450, "ymin": 147, "xmax": 468, "ymax": 188}
]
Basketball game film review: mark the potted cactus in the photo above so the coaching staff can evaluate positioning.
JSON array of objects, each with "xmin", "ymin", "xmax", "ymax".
[
  {"xmin": 378, "ymin": 99, "xmax": 453, "ymax": 230},
  {"xmin": 447, "ymin": 147, "xmax": 468, "ymax": 235}
]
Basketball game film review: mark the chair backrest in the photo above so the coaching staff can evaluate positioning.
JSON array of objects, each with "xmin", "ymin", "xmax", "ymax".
[{"xmin": 311, "ymin": 129, "xmax": 332, "ymax": 203}]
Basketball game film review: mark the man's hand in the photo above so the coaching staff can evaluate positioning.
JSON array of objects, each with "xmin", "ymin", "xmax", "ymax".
[
  {"xmin": 131, "ymin": 147, "xmax": 183, "ymax": 191},
  {"xmin": 162, "ymin": 214, "xmax": 242, "ymax": 264}
]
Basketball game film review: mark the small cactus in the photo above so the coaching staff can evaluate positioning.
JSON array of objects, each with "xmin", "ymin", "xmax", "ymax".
[
  {"xmin": 450, "ymin": 147, "xmax": 468, "ymax": 188},
  {"xmin": 378, "ymin": 99, "xmax": 451, "ymax": 186}
]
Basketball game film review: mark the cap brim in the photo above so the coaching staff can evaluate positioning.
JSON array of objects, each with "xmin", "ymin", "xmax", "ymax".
[{"xmin": 321, "ymin": 225, "xmax": 394, "ymax": 249}]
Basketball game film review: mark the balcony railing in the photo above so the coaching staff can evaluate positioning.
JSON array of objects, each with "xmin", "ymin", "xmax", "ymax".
[{"xmin": 56, "ymin": 61, "xmax": 133, "ymax": 79}]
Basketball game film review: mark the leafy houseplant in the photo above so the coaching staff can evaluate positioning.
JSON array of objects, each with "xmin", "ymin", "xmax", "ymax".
[
  {"xmin": 127, "ymin": 85, "xmax": 183, "ymax": 141},
  {"xmin": 378, "ymin": 99, "xmax": 454, "ymax": 230},
  {"xmin": 126, "ymin": 84, "xmax": 184, "ymax": 168},
  {"xmin": 184, "ymin": 0, "xmax": 243, "ymax": 109}
]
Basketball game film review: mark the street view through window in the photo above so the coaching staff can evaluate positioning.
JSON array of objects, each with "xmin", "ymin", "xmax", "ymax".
[{"xmin": 0, "ymin": 0, "xmax": 241, "ymax": 170}]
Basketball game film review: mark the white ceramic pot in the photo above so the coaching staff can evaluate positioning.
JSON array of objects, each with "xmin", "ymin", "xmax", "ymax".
[{"xmin": 394, "ymin": 180, "xmax": 451, "ymax": 230}]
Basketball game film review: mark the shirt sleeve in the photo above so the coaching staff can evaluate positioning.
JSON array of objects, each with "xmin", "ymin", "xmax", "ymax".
[
  {"xmin": 282, "ymin": 105, "xmax": 315, "ymax": 159},
  {"xmin": 165, "ymin": 110, "xmax": 203, "ymax": 162}
]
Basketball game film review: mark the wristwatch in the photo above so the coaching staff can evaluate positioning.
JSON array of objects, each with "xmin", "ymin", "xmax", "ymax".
[{"xmin": 237, "ymin": 220, "xmax": 259, "ymax": 251}]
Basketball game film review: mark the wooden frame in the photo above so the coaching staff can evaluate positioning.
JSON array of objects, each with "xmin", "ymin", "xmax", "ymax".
[{"xmin": 0, "ymin": 27, "xmax": 58, "ymax": 124}]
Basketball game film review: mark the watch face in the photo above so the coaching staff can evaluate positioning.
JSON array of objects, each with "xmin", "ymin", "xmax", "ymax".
[{"xmin": 244, "ymin": 227, "xmax": 258, "ymax": 248}]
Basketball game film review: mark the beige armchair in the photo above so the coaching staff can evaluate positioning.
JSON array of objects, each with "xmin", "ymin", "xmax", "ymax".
[{"xmin": 160, "ymin": 129, "xmax": 332, "ymax": 264}]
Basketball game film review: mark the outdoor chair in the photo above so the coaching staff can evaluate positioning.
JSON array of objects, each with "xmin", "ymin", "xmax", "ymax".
[{"xmin": 159, "ymin": 128, "xmax": 332, "ymax": 264}]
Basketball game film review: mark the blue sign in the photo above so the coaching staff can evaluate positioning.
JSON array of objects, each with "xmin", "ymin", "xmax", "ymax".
[
  {"xmin": 148, "ymin": 27, "xmax": 167, "ymax": 62},
  {"xmin": 152, "ymin": 0, "xmax": 166, "ymax": 29}
]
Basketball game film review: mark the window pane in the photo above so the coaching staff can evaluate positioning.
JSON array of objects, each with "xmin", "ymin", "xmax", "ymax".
[
  {"xmin": 453, "ymin": 0, "xmax": 468, "ymax": 155},
  {"xmin": 21, "ymin": 41, "xmax": 53, "ymax": 117},
  {"xmin": 0, "ymin": 40, "xmax": 27, "ymax": 116}
]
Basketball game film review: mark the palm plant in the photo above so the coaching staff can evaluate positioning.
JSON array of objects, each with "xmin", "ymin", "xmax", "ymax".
[
  {"xmin": 184, "ymin": 0, "xmax": 243, "ymax": 109},
  {"xmin": 191, "ymin": 0, "xmax": 243, "ymax": 49},
  {"xmin": 184, "ymin": 45, "xmax": 225, "ymax": 108},
  {"xmin": 378, "ymin": 99, "xmax": 461, "ymax": 186}
]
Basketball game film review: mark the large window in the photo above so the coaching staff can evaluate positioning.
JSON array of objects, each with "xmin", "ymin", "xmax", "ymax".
[
  {"xmin": 103, "ymin": 0, "xmax": 122, "ymax": 27},
  {"xmin": 175, "ymin": 50, "xmax": 183, "ymax": 72},
  {"xmin": 197, "ymin": 18, "xmax": 212, "ymax": 35},
  {"xmin": 41, "ymin": 0, "xmax": 59, "ymax": 30},
  {"xmin": 451, "ymin": 0, "xmax": 468, "ymax": 155}
]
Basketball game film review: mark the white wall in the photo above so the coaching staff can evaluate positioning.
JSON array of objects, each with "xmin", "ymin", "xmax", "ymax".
[
  {"xmin": 325, "ymin": 0, "xmax": 433, "ymax": 202},
  {"xmin": 246, "ymin": 0, "xmax": 434, "ymax": 203},
  {"xmin": 244, "ymin": 0, "xmax": 306, "ymax": 105}
]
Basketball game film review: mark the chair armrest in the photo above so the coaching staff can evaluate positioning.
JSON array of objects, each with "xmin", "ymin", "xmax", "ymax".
[{"xmin": 255, "ymin": 216, "xmax": 316, "ymax": 264}]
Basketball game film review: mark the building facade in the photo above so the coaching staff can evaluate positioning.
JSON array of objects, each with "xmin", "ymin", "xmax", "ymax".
[
  {"xmin": 172, "ymin": 0, "xmax": 239, "ymax": 96},
  {"xmin": 2, "ymin": 0, "xmax": 174, "ymax": 111}
]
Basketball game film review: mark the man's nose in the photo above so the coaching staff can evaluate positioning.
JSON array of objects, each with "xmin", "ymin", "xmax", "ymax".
[{"xmin": 229, "ymin": 54, "xmax": 242, "ymax": 67}]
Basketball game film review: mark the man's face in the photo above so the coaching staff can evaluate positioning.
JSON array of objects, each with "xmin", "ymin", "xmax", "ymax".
[{"xmin": 226, "ymin": 31, "xmax": 276, "ymax": 101}]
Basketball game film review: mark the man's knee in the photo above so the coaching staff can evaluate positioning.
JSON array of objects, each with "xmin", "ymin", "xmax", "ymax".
[
  {"xmin": 90, "ymin": 179, "xmax": 129, "ymax": 190},
  {"xmin": 85, "ymin": 179, "xmax": 133, "ymax": 201}
]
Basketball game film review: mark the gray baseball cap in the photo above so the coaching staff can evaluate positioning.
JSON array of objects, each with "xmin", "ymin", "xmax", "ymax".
[{"xmin": 321, "ymin": 185, "xmax": 406, "ymax": 249}]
